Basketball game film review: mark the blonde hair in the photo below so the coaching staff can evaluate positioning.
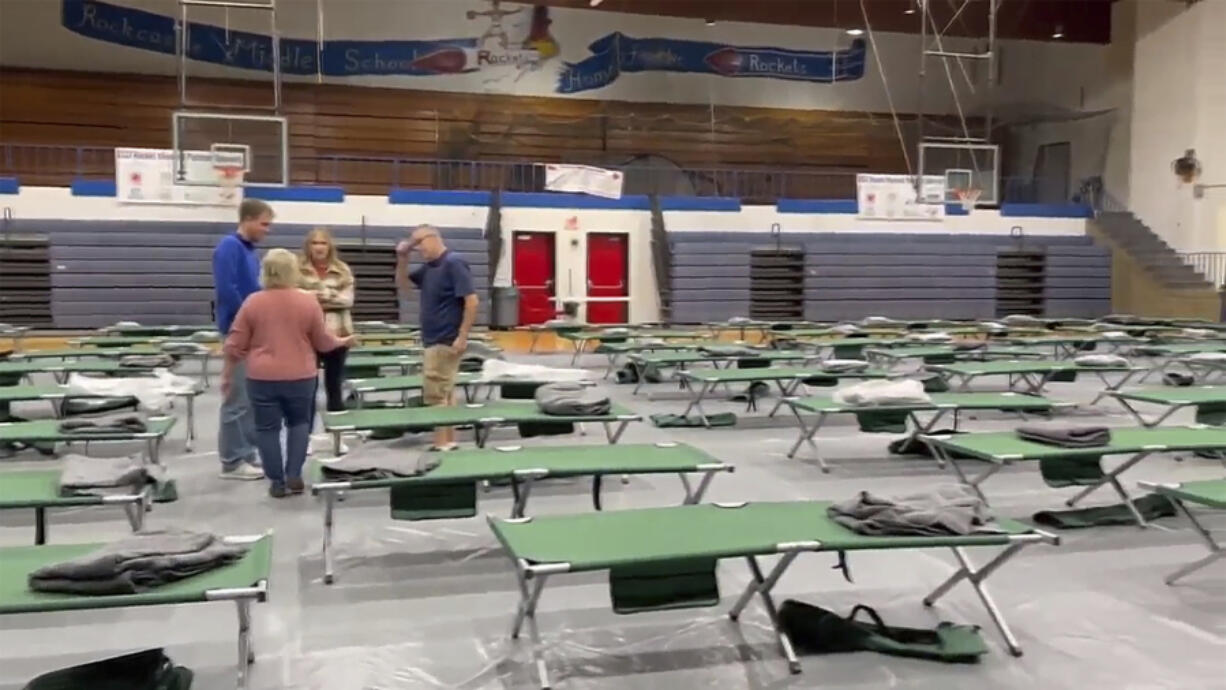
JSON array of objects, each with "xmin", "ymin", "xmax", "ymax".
[
  {"xmin": 261, "ymin": 248, "xmax": 300, "ymax": 289},
  {"xmin": 300, "ymin": 227, "xmax": 352, "ymax": 278}
]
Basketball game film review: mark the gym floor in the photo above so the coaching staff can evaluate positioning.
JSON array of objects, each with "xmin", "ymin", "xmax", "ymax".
[{"xmin": 1, "ymin": 348, "xmax": 1223, "ymax": 690}]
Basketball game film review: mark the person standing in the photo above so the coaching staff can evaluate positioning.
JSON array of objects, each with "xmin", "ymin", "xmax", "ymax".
[
  {"xmin": 211, "ymin": 198, "xmax": 273, "ymax": 480},
  {"xmin": 395, "ymin": 225, "xmax": 478, "ymax": 451},
  {"xmin": 299, "ymin": 227, "xmax": 355, "ymax": 412},
  {"xmin": 223, "ymin": 249, "xmax": 355, "ymax": 498}
]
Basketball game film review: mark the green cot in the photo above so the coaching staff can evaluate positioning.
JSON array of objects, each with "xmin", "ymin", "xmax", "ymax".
[
  {"xmin": 1137, "ymin": 479, "xmax": 1226, "ymax": 584},
  {"xmin": 0, "ymin": 415, "xmax": 177, "ymax": 463},
  {"xmin": 321, "ymin": 401, "xmax": 641, "ymax": 454},
  {"xmin": 927, "ymin": 359, "xmax": 1143, "ymax": 401},
  {"xmin": 488, "ymin": 500, "xmax": 1058, "ymax": 688},
  {"xmin": 0, "ymin": 469, "xmax": 148, "ymax": 544},
  {"xmin": 0, "ymin": 533, "xmax": 273, "ymax": 690},
  {"xmin": 782, "ymin": 393, "xmax": 1070, "ymax": 471},
  {"xmin": 0, "ymin": 383, "xmax": 201, "ymax": 449},
  {"xmin": 308, "ymin": 442, "xmax": 733, "ymax": 584},
  {"xmin": 923, "ymin": 426, "xmax": 1226, "ymax": 526},
  {"xmin": 676, "ymin": 366, "xmax": 894, "ymax": 426}
]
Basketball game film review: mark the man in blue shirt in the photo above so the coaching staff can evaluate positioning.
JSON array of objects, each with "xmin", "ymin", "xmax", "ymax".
[
  {"xmin": 211, "ymin": 198, "xmax": 273, "ymax": 480},
  {"xmin": 395, "ymin": 225, "xmax": 478, "ymax": 451}
]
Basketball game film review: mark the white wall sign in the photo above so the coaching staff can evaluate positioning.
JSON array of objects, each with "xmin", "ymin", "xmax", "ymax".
[
  {"xmin": 545, "ymin": 164, "xmax": 624, "ymax": 199},
  {"xmin": 115, "ymin": 147, "xmax": 245, "ymax": 206},
  {"xmin": 856, "ymin": 174, "xmax": 946, "ymax": 221}
]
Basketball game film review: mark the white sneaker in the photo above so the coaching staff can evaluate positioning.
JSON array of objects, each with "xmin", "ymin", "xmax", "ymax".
[{"xmin": 220, "ymin": 463, "xmax": 265, "ymax": 480}]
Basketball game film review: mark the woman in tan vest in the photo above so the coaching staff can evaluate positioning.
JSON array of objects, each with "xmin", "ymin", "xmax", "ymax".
[{"xmin": 299, "ymin": 227, "xmax": 355, "ymax": 412}]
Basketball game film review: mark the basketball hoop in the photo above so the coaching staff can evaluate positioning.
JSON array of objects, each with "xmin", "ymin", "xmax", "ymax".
[
  {"xmin": 214, "ymin": 164, "xmax": 244, "ymax": 205},
  {"xmin": 955, "ymin": 187, "xmax": 981, "ymax": 213}
]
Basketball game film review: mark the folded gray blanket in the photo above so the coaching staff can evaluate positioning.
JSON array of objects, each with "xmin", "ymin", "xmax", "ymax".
[
  {"xmin": 536, "ymin": 382, "xmax": 611, "ymax": 416},
  {"xmin": 828, "ymin": 484, "xmax": 1002, "ymax": 536},
  {"xmin": 821, "ymin": 359, "xmax": 869, "ymax": 373},
  {"xmin": 119, "ymin": 354, "xmax": 176, "ymax": 368},
  {"xmin": 1016, "ymin": 424, "xmax": 1111, "ymax": 448},
  {"xmin": 699, "ymin": 345, "xmax": 761, "ymax": 357},
  {"xmin": 59, "ymin": 454, "xmax": 164, "ymax": 496},
  {"xmin": 319, "ymin": 449, "xmax": 441, "ymax": 481},
  {"xmin": 59, "ymin": 415, "xmax": 148, "ymax": 434},
  {"xmin": 28, "ymin": 529, "xmax": 248, "ymax": 595}
]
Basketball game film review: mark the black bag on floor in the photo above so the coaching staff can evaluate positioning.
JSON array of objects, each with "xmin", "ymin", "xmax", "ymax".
[
  {"xmin": 23, "ymin": 648, "xmax": 193, "ymax": 690},
  {"xmin": 1032, "ymin": 494, "xmax": 1176, "ymax": 529},
  {"xmin": 779, "ymin": 600, "xmax": 987, "ymax": 663}
]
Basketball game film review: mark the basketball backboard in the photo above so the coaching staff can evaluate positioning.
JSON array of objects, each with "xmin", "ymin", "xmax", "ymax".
[
  {"xmin": 172, "ymin": 111, "xmax": 289, "ymax": 187},
  {"xmin": 919, "ymin": 142, "xmax": 999, "ymax": 206}
]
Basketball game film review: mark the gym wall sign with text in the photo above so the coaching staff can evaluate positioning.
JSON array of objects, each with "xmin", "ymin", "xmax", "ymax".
[
  {"xmin": 557, "ymin": 33, "xmax": 867, "ymax": 94},
  {"xmin": 61, "ymin": 0, "xmax": 865, "ymax": 90},
  {"xmin": 61, "ymin": 0, "xmax": 560, "ymax": 77}
]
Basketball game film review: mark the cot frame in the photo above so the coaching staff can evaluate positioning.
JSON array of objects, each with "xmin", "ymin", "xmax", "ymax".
[
  {"xmin": 487, "ymin": 513, "xmax": 1058, "ymax": 689},
  {"xmin": 677, "ymin": 369, "xmax": 885, "ymax": 427},
  {"xmin": 1137, "ymin": 480, "xmax": 1225, "ymax": 584},
  {"xmin": 782, "ymin": 396, "xmax": 1070, "ymax": 472},
  {"xmin": 1, "ymin": 386, "xmax": 200, "ymax": 451},
  {"xmin": 627, "ymin": 351, "xmax": 818, "ymax": 395},
  {"xmin": 923, "ymin": 436, "xmax": 1203, "ymax": 527},
  {"xmin": 1102, "ymin": 390, "xmax": 1226, "ymax": 433},
  {"xmin": 0, "ymin": 477, "xmax": 150, "ymax": 545},
  {"xmin": 310, "ymin": 454, "xmax": 733, "ymax": 584},
  {"xmin": 0, "ymin": 532, "xmax": 269, "ymax": 690},
  {"xmin": 324, "ymin": 411, "xmax": 642, "ymax": 455},
  {"xmin": 928, "ymin": 362, "xmax": 1142, "ymax": 403},
  {"xmin": 0, "ymin": 415, "xmax": 176, "ymax": 464}
]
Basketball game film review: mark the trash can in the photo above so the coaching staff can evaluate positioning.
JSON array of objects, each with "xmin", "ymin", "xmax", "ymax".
[{"xmin": 489, "ymin": 286, "xmax": 520, "ymax": 330}]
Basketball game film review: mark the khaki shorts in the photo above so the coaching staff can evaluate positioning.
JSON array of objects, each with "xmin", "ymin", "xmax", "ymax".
[{"xmin": 423, "ymin": 345, "xmax": 461, "ymax": 405}]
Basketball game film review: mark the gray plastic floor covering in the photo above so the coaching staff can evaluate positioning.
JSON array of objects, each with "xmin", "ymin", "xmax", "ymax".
[{"xmin": 1, "ymin": 351, "xmax": 1223, "ymax": 690}]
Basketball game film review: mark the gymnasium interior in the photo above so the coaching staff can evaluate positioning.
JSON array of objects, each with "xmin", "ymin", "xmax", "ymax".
[{"xmin": 1, "ymin": 0, "xmax": 1225, "ymax": 688}]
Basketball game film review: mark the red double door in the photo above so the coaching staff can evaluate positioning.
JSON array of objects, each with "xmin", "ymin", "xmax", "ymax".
[{"xmin": 512, "ymin": 231, "xmax": 628, "ymax": 325}]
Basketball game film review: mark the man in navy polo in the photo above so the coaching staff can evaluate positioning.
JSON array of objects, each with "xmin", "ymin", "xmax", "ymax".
[
  {"xmin": 395, "ymin": 225, "xmax": 478, "ymax": 451},
  {"xmin": 211, "ymin": 198, "xmax": 272, "ymax": 480}
]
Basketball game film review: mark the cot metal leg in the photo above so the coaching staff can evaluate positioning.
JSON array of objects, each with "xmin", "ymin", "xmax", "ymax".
[
  {"xmin": 1089, "ymin": 370, "xmax": 1138, "ymax": 406},
  {"xmin": 767, "ymin": 380, "xmax": 803, "ymax": 417},
  {"xmin": 510, "ymin": 569, "xmax": 552, "ymax": 689},
  {"xmin": 1138, "ymin": 358, "xmax": 1171, "ymax": 384},
  {"xmin": 322, "ymin": 490, "xmax": 336, "ymax": 584},
  {"xmin": 147, "ymin": 438, "xmax": 162, "ymax": 466},
  {"xmin": 786, "ymin": 407, "xmax": 828, "ymax": 470},
  {"xmin": 728, "ymin": 553, "xmax": 803, "ymax": 674},
  {"xmin": 1114, "ymin": 398, "xmax": 1183, "ymax": 428},
  {"xmin": 680, "ymin": 380, "xmax": 715, "ymax": 427},
  {"xmin": 332, "ymin": 431, "xmax": 343, "ymax": 456},
  {"xmin": 1064, "ymin": 451, "xmax": 1151, "ymax": 525},
  {"xmin": 122, "ymin": 492, "xmax": 146, "ymax": 532},
  {"xmin": 1164, "ymin": 499, "xmax": 1225, "ymax": 584},
  {"xmin": 924, "ymin": 545, "xmax": 1027, "ymax": 656},
  {"xmin": 34, "ymin": 507, "xmax": 47, "ymax": 545},
  {"xmin": 475, "ymin": 423, "xmax": 492, "ymax": 448},
  {"xmin": 604, "ymin": 420, "xmax": 631, "ymax": 445},
  {"xmin": 943, "ymin": 454, "xmax": 1002, "ymax": 504},
  {"xmin": 678, "ymin": 469, "xmax": 719, "ymax": 504},
  {"xmin": 185, "ymin": 395, "xmax": 196, "ymax": 451},
  {"xmin": 236, "ymin": 599, "xmax": 253, "ymax": 689},
  {"xmin": 510, "ymin": 478, "xmax": 535, "ymax": 519}
]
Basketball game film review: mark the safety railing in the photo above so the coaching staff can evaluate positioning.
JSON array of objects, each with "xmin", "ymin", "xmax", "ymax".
[
  {"xmin": 0, "ymin": 141, "xmax": 1065, "ymax": 204},
  {"xmin": 1178, "ymin": 252, "xmax": 1226, "ymax": 289}
]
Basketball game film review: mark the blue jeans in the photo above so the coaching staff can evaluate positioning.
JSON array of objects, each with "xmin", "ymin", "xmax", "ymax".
[
  {"xmin": 247, "ymin": 377, "xmax": 317, "ymax": 490},
  {"xmin": 218, "ymin": 360, "xmax": 258, "ymax": 470}
]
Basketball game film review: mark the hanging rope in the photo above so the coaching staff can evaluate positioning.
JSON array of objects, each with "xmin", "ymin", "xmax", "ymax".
[{"xmin": 859, "ymin": 0, "xmax": 913, "ymax": 173}]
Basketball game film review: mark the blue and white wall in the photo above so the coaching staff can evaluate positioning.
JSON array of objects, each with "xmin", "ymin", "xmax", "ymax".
[{"xmin": 0, "ymin": 184, "xmax": 1108, "ymax": 327}]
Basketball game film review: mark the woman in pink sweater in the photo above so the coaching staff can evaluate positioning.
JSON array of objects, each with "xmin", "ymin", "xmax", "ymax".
[{"xmin": 223, "ymin": 248, "xmax": 355, "ymax": 498}]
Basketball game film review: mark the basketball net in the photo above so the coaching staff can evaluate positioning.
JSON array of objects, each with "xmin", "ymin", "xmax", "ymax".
[
  {"xmin": 955, "ymin": 188, "xmax": 981, "ymax": 213},
  {"xmin": 214, "ymin": 164, "xmax": 245, "ymax": 205}
]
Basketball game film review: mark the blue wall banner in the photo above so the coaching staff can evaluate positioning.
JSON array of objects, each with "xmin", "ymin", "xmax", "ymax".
[
  {"xmin": 556, "ymin": 33, "xmax": 867, "ymax": 94},
  {"xmin": 61, "ymin": 0, "xmax": 482, "ymax": 76}
]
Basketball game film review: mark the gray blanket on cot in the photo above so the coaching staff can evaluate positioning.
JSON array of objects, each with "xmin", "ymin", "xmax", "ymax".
[
  {"xmin": 28, "ymin": 529, "xmax": 248, "ymax": 595},
  {"xmin": 1016, "ymin": 424, "xmax": 1111, "ymax": 448},
  {"xmin": 319, "ymin": 450, "xmax": 441, "ymax": 481},
  {"xmin": 536, "ymin": 382, "xmax": 611, "ymax": 415},
  {"xmin": 699, "ymin": 345, "xmax": 761, "ymax": 357},
  {"xmin": 828, "ymin": 484, "xmax": 1002, "ymax": 536},
  {"xmin": 59, "ymin": 454, "xmax": 164, "ymax": 496}
]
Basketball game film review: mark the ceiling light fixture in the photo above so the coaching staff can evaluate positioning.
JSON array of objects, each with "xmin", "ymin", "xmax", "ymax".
[
  {"xmin": 845, "ymin": 28, "xmax": 865, "ymax": 36},
  {"xmin": 1051, "ymin": 25, "xmax": 1065, "ymax": 39},
  {"xmin": 589, "ymin": 0, "xmax": 603, "ymax": 7},
  {"xmin": 705, "ymin": 18, "xmax": 716, "ymax": 26}
]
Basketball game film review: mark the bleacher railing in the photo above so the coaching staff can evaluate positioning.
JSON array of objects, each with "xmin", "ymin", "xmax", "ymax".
[
  {"xmin": 1178, "ymin": 252, "xmax": 1226, "ymax": 289},
  {"xmin": 1, "ymin": 142, "xmax": 1065, "ymax": 204}
]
